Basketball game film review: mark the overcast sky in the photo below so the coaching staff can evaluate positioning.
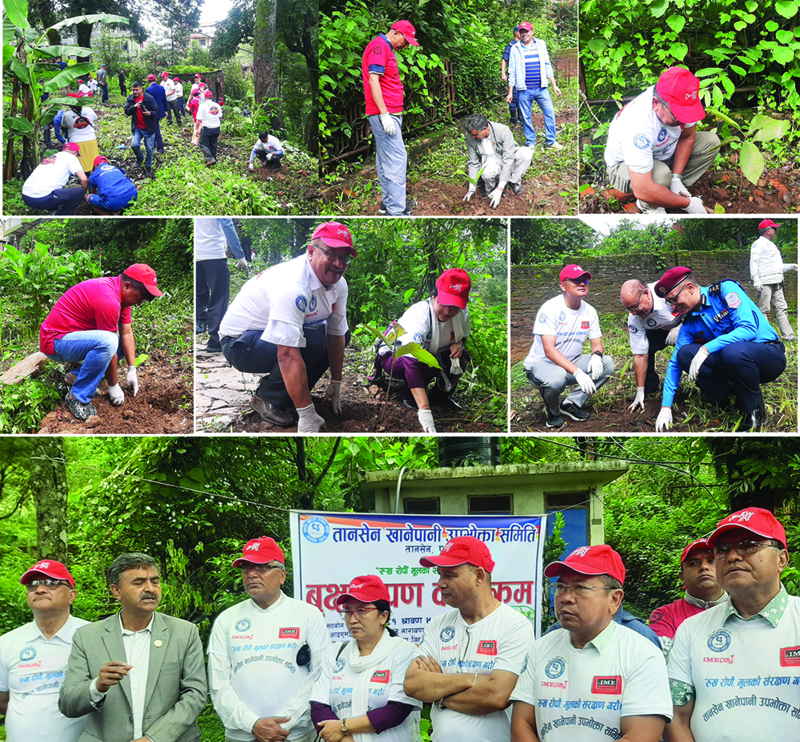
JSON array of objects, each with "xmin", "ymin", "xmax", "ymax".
[{"xmin": 579, "ymin": 214, "xmax": 677, "ymax": 238}]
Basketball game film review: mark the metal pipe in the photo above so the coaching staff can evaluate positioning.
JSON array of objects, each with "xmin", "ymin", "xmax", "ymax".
[{"xmin": 395, "ymin": 466, "xmax": 408, "ymax": 514}]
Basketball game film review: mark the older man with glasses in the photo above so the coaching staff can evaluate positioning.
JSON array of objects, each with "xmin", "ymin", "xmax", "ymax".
[
  {"xmin": 219, "ymin": 222, "xmax": 355, "ymax": 432},
  {"xmin": 620, "ymin": 278, "xmax": 682, "ymax": 412},
  {"xmin": 0, "ymin": 560, "xmax": 89, "ymax": 742},
  {"xmin": 604, "ymin": 66, "xmax": 719, "ymax": 214},
  {"xmin": 652, "ymin": 266, "xmax": 786, "ymax": 433},
  {"xmin": 208, "ymin": 537, "xmax": 331, "ymax": 742},
  {"xmin": 523, "ymin": 264, "xmax": 616, "ymax": 429},
  {"xmin": 665, "ymin": 508, "xmax": 800, "ymax": 742}
]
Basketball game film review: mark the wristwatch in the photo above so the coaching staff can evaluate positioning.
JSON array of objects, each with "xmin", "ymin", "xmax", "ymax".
[
  {"xmin": 592, "ymin": 350, "xmax": 603, "ymax": 357},
  {"xmin": 341, "ymin": 720, "xmax": 349, "ymax": 735}
]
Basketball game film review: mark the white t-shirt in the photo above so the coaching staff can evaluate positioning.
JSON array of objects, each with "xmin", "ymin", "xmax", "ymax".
[
  {"xmin": 377, "ymin": 299, "xmax": 471, "ymax": 357},
  {"xmin": 310, "ymin": 636, "xmax": 422, "ymax": 742},
  {"xmin": 0, "ymin": 615, "xmax": 90, "ymax": 742},
  {"xmin": 604, "ymin": 85, "xmax": 699, "ymax": 173},
  {"xmin": 61, "ymin": 108, "xmax": 98, "ymax": 143},
  {"xmin": 219, "ymin": 253, "xmax": 349, "ymax": 347},
  {"xmin": 668, "ymin": 590, "xmax": 800, "ymax": 742},
  {"xmin": 524, "ymin": 295, "xmax": 602, "ymax": 369},
  {"xmin": 419, "ymin": 603, "xmax": 534, "ymax": 742},
  {"xmin": 174, "ymin": 83, "xmax": 184, "ymax": 99},
  {"xmin": 511, "ymin": 621, "xmax": 672, "ymax": 741},
  {"xmin": 252, "ymin": 135, "xmax": 284, "ymax": 155},
  {"xmin": 22, "ymin": 152, "xmax": 83, "ymax": 198},
  {"xmin": 198, "ymin": 99, "xmax": 223, "ymax": 128},
  {"xmin": 162, "ymin": 79, "xmax": 177, "ymax": 100},
  {"xmin": 627, "ymin": 282, "xmax": 681, "ymax": 354},
  {"xmin": 207, "ymin": 593, "xmax": 331, "ymax": 741}
]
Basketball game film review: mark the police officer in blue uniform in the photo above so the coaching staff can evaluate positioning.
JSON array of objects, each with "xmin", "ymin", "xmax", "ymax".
[{"xmin": 653, "ymin": 266, "xmax": 786, "ymax": 433}]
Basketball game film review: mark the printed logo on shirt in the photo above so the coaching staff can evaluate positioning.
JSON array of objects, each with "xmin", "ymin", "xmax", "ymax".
[
  {"xmin": 545, "ymin": 657, "xmax": 566, "ymax": 679},
  {"xmin": 629, "ymin": 325, "xmax": 638, "ymax": 334},
  {"xmin": 633, "ymin": 134, "xmax": 651, "ymax": 149},
  {"xmin": 19, "ymin": 647, "xmax": 37, "ymax": 662},
  {"xmin": 707, "ymin": 629, "xmax": 732, "ymax": 653},
  {"xmin": 477, "ymin": 640, "xmax": 497, "ymax": 656},
  {"xmin": 74, "ymin": 119, "xmax": 90, "ymax": 130},
  {"xmin": 725, "ymin": 292, "xmax": 741, "ymax": 309},
  {"xmin": 558, "ymin": 312, "xmax": 566, "ymax": 322},
  {"xmin": 581, "ymin": 321, "xmax": 590, "ymax": 329},
  {"xmin": 309, "ymin": 295, "xmax": 317, "ymax": 312},
  {"xmin": 209, "ymin": 105, "xmax": 221, "ymax": 115},
  {"xmin": 440, "ymin": 626, "xmax": 456, "ymax": 643},
  {"xmin": 650, "ymin": 611, "xmax": 664, "ymax": 624},
  {"xmin": 334, "ymin": 659, "xmax": 346, "ymax": 674},
  {"xmin": 296, "ymin": 295, "xmax": 308, "ymax": 312},
  {"xmin": 657, "ymin": 129, "xmax": 667, "ymax": 143},
  {"xmin": 42, "ymin": 156, "xmax": 57, "ymax": 165},
  {"xmin": 537, "ymin": 312, "xmax": 547, "ymax": 324},
  {"xmin": 414, "ymin": 332, "xmax": 425, "ymax": 344},
  {"xmin": 235, "ymin": 619, "xmax": 252, "ymax": 632},
  {"xmin": 591, "ymin": 676, "xmax": 623, "ymax": 694},
  {"xmin": 780, "ymin": 646, "xmax": 800, "ymax": 667},
  {"xmin": 373, "ymin": 47, "xmax": 382, "ymax": 55},
  {"xmin": 646, "ymin": 318, "xmax": 657, "ymax": 328},
  {"xmin": 279, "ymin": 627, "xmax": 300, "ymax": 639},
  {"xmin": 370, "ymin": 669, "xmax": 391, "ymax": 683}
]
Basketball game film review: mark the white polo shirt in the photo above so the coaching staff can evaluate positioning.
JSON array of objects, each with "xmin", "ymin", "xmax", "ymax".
[
  {"xmin": 219, "ymin": 253, "xmax": 349, "ymax": 347},
  {"xmin": 207, "ymin": 593, "xmax": 331, "ymax": 741},
  {"xmin": 419, "ymin": 603, "xmax": 534, "ymax": 742},
  {"xmin": 162, "ymin": 79, "xmax": 177, "ymax": 100},
  {"xmin": 22, "ymin": 152, "xmax": 83, "ymax": 198},
  {"xmin": 511, "ymin": 620, "xmax": 672, "ymax": 741},
  {"xmin": 668, "ymin": 589, "xmax": 800, "ymax": 742},
  {"xmin": 524, "ymin": 295, "xmax": 602, "ymax": 369},
  {"xmin": 0, "ymin": 614, "xmax": 90, "ymax": 742},
  {"xmin": 627, "ymin": 282, "xmax": 681, "ymax": 354},
  {"xmin": 604, "ymin": 85, "xmax": 699, "ymax": 173}
]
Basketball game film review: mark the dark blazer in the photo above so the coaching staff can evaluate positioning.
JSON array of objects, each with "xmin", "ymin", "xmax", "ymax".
[
  {"xmin": 146, "ymin": 83, "xmax": 168, "ymax": 119},
  {"xmin": 58, "ymin": 611, "xmax": 207, "ymax": 742},
  {"xmin": 124, "ymin": 92, "xmax": 160, "ymax": 135}
]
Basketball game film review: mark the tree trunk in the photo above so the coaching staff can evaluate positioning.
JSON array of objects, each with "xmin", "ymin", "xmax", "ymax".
[
  {"xmin": 285, "ymin": 30, "xmax": 318, "ymax": 151},
  {"xmin": 77, "ymin": 23, "xmax": 94, "ymax": 62},
  {"xmin": 29, "ymin": 438, "xmax": 70, "ymax": 563},
  {"xmin": 253, "ymin": 0, "xmax": 285, "ymax": 132}
]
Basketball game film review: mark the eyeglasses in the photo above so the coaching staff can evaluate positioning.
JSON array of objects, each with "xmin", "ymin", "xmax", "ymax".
[
  {"xmin": 553, "ymin": 583, "xmax": 613, "ymax": 597},
  {"xmin": 338, "ymin": 607, "xmax": 378, "ymax": 621},
  {"xmin": 240, "ymin": 563, "xmax": 284, "ymax": 573},
  {"xmin": 315, "ymin": 245, "xmax": 352, "ymax": 266},
  {"xmin": 623, "ymin": 287, "xmax": 647, "ymax": 313},
  {"xmin": 566, "ymin": 278, "xmax": 590, "ymax": 285},
  {"xmin": 713, "ymin": 540, "xmax": 781, "ymax": 560},
  {"xmin": 25, "ymin": 579, "xmax": 70, "ymax": 591},
  {"xmin": 655, "ymin": 94, "xmax": 684, "ymax": 126},
  {"xmin": 664, "ymin": 281, "xmax": 690, "ymax": 308}
]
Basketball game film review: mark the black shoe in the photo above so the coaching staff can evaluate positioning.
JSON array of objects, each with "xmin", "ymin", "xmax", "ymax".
[
  {"xmin": 546, "ymin": 411, "xmax": 564, "ymax": 429},
  {"xmin": 510, "ymin": 118, "xmax": 518, "ymax": 126},
  {"xmin": 740, "ymin": 407, "xmax": 766, "ymax": 432},
  {"xmin": 249, "ymin": 396, "xmax": 293, "ymax": 427},
  {"xmin": 403, "ymin": 199, "xmax": 417, "ymax": 216},
  {"xmin": 65, "ymin": 395, "xmax": 97, "ymax": 421},
  {"xmin": 402, "ymin": 398, "xmax": 418, "ymax": 411},
  {"xmin": 198, "ymin": 344, "xmax": 222, "ymax": 354},
  {"xmin": 560, "ymin": 401, "xmax": 590, "ymax": 421},
  {"xmin": 510, "ymin": 183, "xmax": 524, "ymax": 196}
]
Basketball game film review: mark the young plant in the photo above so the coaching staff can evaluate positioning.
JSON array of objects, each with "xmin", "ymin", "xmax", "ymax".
[{"xmin": 455, "ymin": 166, "xmax": 487, "ymax": 191}]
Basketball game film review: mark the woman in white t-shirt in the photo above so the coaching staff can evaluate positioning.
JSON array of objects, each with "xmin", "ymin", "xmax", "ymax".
[
  {"xmin": 310, "ymin": 575, "xmax": 422, "ymax": 742},
  {"xmin": 60, "ymin": 97, "xmax": 100, "ymax": 172}
]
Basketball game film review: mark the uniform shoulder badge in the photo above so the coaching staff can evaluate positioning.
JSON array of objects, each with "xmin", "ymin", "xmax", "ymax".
[{"xmin": 708, "ymin": 282, "xmax": 722, "ymax": 296}]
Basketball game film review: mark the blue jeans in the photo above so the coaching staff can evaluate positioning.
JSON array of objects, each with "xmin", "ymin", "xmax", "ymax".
[
  {"xmin": 517, "ymin": 87, "xmax": 557, "ymax": 147},
  {"xmin": 101, "ymin": 82, "xmax": 108, "ymax": 103},
  {"xmin": 44, "ymin": 330, "xmax": 121, "ymax": 403},
  {"xmin": 131, "ymin": 127, "xmax": 155, "ymax": 168},
  {"xmin": 22, "ymin": 188, "xmax": 84, "ymax": 215},
  {"xmin": 368, "ymin": 113, "xmax": 407, "ymax": 215}
]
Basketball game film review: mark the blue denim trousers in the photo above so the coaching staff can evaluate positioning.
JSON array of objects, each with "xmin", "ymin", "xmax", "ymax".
[
  {"xmin": 131, "ymin": 127, "xmax": 155, "ymax": 168},
  {"xmin": 517, "ymin": 87, "xmax": 557, "ymax": 147},
  {"xmin": 368, "ymin": 114, "xmax": 407, "ymax": 215},
  {"xmin": 44, "ymin": 330, "xmax": 121, "ymax": 403}
]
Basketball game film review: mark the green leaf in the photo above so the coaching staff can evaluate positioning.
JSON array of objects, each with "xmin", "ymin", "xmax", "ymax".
[
  {"xmin": 739, "ymin": 141, "xmax": 764, "ymax": 185},
  {"xmin": 393, "ymin": 342, "xmax": 440, "ymax": 369},
  {"xmin": 49, "ymin": 13, "xmax": 129, "ymax": 31},
  {"xmin": 776, "ymin": 30, "xmax": 794, "ymax": 44},
  {"xmin": 766, "ymin": 21, "xmax": 780, "ymax": 32},
  {"xmin": 721, "ymin": 76, "xmax": 735, "ymax": 96},
  {"xmin": 745, "ymin": 0, "xmax": 758, "ymax": 10},
  {"xmin": 706, "ymin": 107, "xmax": 743, "ymax": 132},
  {"xmin": 775, "ymin": 0, "xmax": 799, "ymax": 19},
  {"xmin": 748, "ymin": 114, "xmax": 775, "ymax": 131},
  {"xmin": 695, "ymin": 68, "xmax": 723, "ymax": 77},
  {"xmin": 714, "ymin": 203, "xmax": 726, "ymax": 214},
  {"xmin": 648, "ymin": 0, "xmax": 668, "ymax": 17},
  {"xmin": 587, "ymin": 38, "xmax": 606, "ymax": 54},
  {"xmin": 42, "ymin": 63, "xmax": 96, "ymax": 92},
  {"xmin": 752, "ymin": 118, "xmax": 791, "ymax": 142},
  {"xmin": 730, "ymin": 64, "xmax": 746, "ymax": 75},
  {"xmin": 670, "ymin": 42, "xmax": 688, "ymax": 60},
  {"xmin": 4, "ymin": 14, "xmax": 19, "ymax": 43},
  {"xmin": 772, "ymin": 46, "xmax": 795, "ymax": 65},
  {"xmin": 403, "ymin": 288, "xmax": 415, "ymax": 302},
  {"xmin": 3, "ymin": 116, "xmax": 34, "ymax": 134},
  {"xmin": 3, "ymin": 0, "xmax": 30, "ymax": 30},
  {"xmin": 35, "ymin": 45, "xmax": 94, "ymax": 58},
  {"xmin": 733, "ymin": 21, "xmax": 747, "ymax": 31},
  {"xmin": 666, "ymin": 15, "xmax": 685, "ymax": 33},
  {"xmin": 9, "ymin": 56, "xmax": 30, "ymax": 83}
]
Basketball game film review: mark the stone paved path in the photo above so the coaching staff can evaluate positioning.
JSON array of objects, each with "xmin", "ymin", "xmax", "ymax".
[{"xmin": 194, "ymin": 351, "xmax": 258, "ymax": 432}]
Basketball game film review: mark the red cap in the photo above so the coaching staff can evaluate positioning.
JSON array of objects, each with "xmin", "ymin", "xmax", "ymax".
[
  {"xmin": 311, "ymin": 221, "xmax": 357, "ymax": 256},
  {"xmin": 195, "ymin": 73, "xmax": 202, "ymax": 78},
  {"xmin": 707, "ymin": 507, "xmax": 787, "ymax": 549},
  {"xmin": 192, "ymin": 90, "xmax": 200, "ymax": 97},
  {"xmin": 232, "ymin": 536, "xmax": 285, "ymax": 566},
  {"xmin": 64, "ymin": 143, "xmax": 81, "ymax": 153},
  {"xmin": 391, "ymin": 20, "xmax": 420, "ymax": 46},
  {"xmin": 518, "ymin": 21, "xmax": 533, "ymax": 31},
  {"xmin": 335, "ymin": 574, "xmax": 391, "ymax": 605},
  {"xmin": 67, "ymin": 93, "xmax": 82, "ymax": 99},
  {"xmin": 655, "ymin": 67, "xmax": 705, "ymax": 123},
  {"xmin": 544, "ymin": 544, "xmax": 626, "ymax": 585},
  {"xmin": 420, "ymin": 536, "xmax": 496, "ymax": 572},
  {"xmin": 173, "ymin": 77, "xmax": 181, "ymax": 82},
  {"xmin": 436, "ymin": 268, "xmax": 471, "ymax": 309},
  {"xmin": 758, "ymin": 219, "xmax": 781, "ymax": 230},
  {"xmin": 204, "ymin": 90, "xmax": 213, "ymax": 98},
  {"xmin": 77, "ymin": 79, "xmax": 84, "ymax": 83},
  {"xmin": 123, "ymin": 263, "xmax": 163, "ymax": 297},
  {"xmin": 20, "ymin": 559, "xmax": 75, "ymax": 587},
  {"xmin": 654, "ymin": 266, "xmax": 692, "ymax": 298},
  {"xmin": 147, "ymin": 74, "xmax": 156, "ymax": 81},
  {"xmin": 161, "ymin": 71, "xmax": 169, "ymax": 77},
  {"xmin": 681, "ymin": 538, "xmax": 712, "ymax": 564},
  {"xmin": 93, "ymin": 155, "xmax": 110, "ymax": 167},
  {"xmin": 560, "ymin": 264, "xmax": 592, "ymax": 283}
]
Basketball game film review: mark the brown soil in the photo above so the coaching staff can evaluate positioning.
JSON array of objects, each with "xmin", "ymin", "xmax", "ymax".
[{"xmin": 37, "ymin": 351, "xmax": 193, "ymax": 435}]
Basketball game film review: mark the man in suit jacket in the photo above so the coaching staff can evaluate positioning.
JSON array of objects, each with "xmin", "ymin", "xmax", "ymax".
[
  {"xmin": 58, "ymin": 553, "xmax": 207, "ymax": 742},
  {"xmin": 462, "ymin": 112, "xmax": 532, "ymax": 209}
]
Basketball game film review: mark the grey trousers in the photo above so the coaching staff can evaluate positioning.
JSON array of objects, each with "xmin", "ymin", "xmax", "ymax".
[
  {"xmin": 525, "ymin": 353, "xmax": 616, "ymax": 415},
  {"xmin": 482, "ymin": 147, "xmax": 534, "ymax": 190},
  {"xmin": 757, "ymin": 283, "xmax": 795, "ymax": 340}
]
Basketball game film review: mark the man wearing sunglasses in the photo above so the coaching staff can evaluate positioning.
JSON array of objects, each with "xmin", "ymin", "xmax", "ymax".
[
  {"xmin": 220, "ymin": 222, "xmax": 355, "ymax": 432},
  {"xmin": 0, "ymin": 560, "xmax": 89, "ymax": 742},
  {"xmin": 208, "ymin": 537, "xmax": 330, "ymax": 742},
  {"xmin": 511, "ymin": 545, "xmax": 672, "ymax": 742},
  {"xmin": 524, "ymin": 264, "xmax": 616, "ymax": 429},
  {"xmin": 620, "ymin": 278, "xmax": 682, "ymax": 412},
  {"xmin": 604, "ymin": 66, "xmax": 719, "ymax": 214},
  {"xmin": 666, "ymin": 508, "xmax": 799, "ymax": 742},
  {"xmin": 653, "ymin": 266, "xmax": 786, "ymax": 433}
]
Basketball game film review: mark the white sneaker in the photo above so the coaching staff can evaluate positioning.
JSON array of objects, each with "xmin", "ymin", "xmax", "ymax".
[
  {"xmin": 547, "ymin": 142, "xmax": 565, "ymax": 150},
  {"xmin": 636, "ymin": 198, "xmax": 667, "ymax": 214}
]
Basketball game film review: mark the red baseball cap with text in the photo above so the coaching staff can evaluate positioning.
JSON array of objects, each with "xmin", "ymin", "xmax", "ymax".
[
  {"xmin": 544, "ymin": 544, "xmax": 626, "ymax": 585},
  {"xmin": 681, "ymin": 538, "xmax": 712, "ymax": 564},
  {"xmin": 436, "ymin": 268, "xmax": 471, "ymax": 309},
  {"xmin": 335, "ymin": 574, "xmax": 391, "ymax": 605},
  {"xmin": 560, "ymin": 264, "xmax": 592, "ymax": 283},
  {"xmin": 420, "ymin": 536, "xmax": 496, "ymax": 573},
  {"xmin": 124, "ymin": 263, "xmax": 163, "ymax": 298},
  {"xmin": 391, "ymin": 20, "xmax": 420, "ymax": 46},
  {"xmin": 707, "ymin": 507, "xmax": 787, "ymax": 549},
  {"xmin": 20, "ymin": 559, "xmax": 75, "ymax": 587},
  {"xmin": 758, "ymin": 219, "xmax": 781, "ymax": 230},
  {"xmin": 656, "ymin": 67, "xmax": 705, "ymax": 122},
  {"xmin": 311, "ymin": 222, "xmax": 357, "ymax": 256},
  {"xmin": 232, "ymin": 536, "xmax": 286, "ymax": 566},
  {"xmin": 654, "ymin": 266, "xmax": 692, "ymax": 298},
  {"xmin": 518, "ymin": 22, "xmax": 533, "ymax": 31}
]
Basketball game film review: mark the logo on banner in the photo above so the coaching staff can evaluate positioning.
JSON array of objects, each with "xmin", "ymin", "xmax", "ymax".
[
  {"xmin": 235, "ymin": 619, "xmax": 252, "ymax": 632},
  {"xmin": 477, "ymin": 640, "xmax": 498, "ymax": 656},
  {"xmin": 781, "ymin": 646, "xmax": 800, "ymax": 667},
  {"xmin": 440, "ymin": 627, "xmax": 456, "ymax": 643},
  {"xmin": 545, "ymin": 657, "xmax": 566, "ymax": 679},
  {"xmin": 707, "ymin": 629, "xmax": 732, "ymax": 653},
  {"xmin": 19, "ymin": 647, "xmax": 37, "ymax": 662},
  {"xmin": 370, "ymin": 669, "xmax": 391, "ymax": 683},
  {"xmin": 302, "ymin": 515, "xmax": 331, "ymax": 543},
  {"xmin": 279, "ymin": 627, "xmax": 300, "ymax": 639},
  {"xmin": 592, "ymin": 676, "xmax": 623, "ymax": 694}
]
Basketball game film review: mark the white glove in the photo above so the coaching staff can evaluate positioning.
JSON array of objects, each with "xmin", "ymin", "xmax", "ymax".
[
  {"xmin": 683, "ymin": 196, "xmax": 706, "ymax": 214},
  {"xmin": 670, "ymin": 174, "xmax": 691, "ymax": 198},
  {"xmin": 418, "ymin": 409, "xmax": 437, "ymax": 433},
  {"xmin": 126, "ymin": 367, "xmax": 138, "ymax": 396},
  {"xmin": 787, "ymin": 264, "xmax": 798, "ymax": 271},
  {"xmin": 248, "ymin": 162, "xmax": 254, "ymax": 171},
  {"xmin": 666, "ymin": 326, "xmax": 681, "ymax": 346},
  {"xmin": 237, "ymin": 258, "xmax": 248, "ymax": 270},
  {"xmin": 489, "ymin": 185, "xmax": 504, "ymax": 209},
  {"xmin": 628, "ymin": 387, "xmax": 645, "ymax": 412},
  {"xmin": 754, "ymin": 280, "xmax": 763, "ymax": 292},
  {"xmin": 688, "ymin": 345, "xmax": 709, "ymax": 382},
  {"xmin": 463, "ymin": 187, "xmax": 475, "ymax": 202},
  {"xmin": 265, "ymin": 152, "xmax": 274, "ymax": 161},
  {"xmin": 297, "ymin": 403, "xmax": 325, "ymax": 433},
  {"xmin": 380, "ymin": 113, "xmax": 396, "ymax": 136},
  {"xmin": 573, "ymin": 368, "xmax": 597, "ymax": 396},
  {"xmin": 588, "ymin": 353, "xmax": 603, "ymax": 380},
  {"xmin": 323, "ymin": 380, "xmax": 342, "ymax": 414},
  {"xmin": 655, "ymin": 406, "xmax": 673, "ymax": 432},
  {"xmin": 108, "ymin": 383, "xmax": 125, "ymax": 406},
  {"xmin": 450, "ymin": 357, "xmax": 463, "ymax": 375}
]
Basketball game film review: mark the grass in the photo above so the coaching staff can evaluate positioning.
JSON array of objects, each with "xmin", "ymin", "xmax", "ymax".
[{"xmin": 512, "ymin": 311, "xmax": 798, "ymax": 433}]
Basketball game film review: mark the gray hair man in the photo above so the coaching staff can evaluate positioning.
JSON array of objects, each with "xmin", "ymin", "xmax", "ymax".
[{"xmin": 462, "ymin": 112, "xmax": 532, "ymax": 209}]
